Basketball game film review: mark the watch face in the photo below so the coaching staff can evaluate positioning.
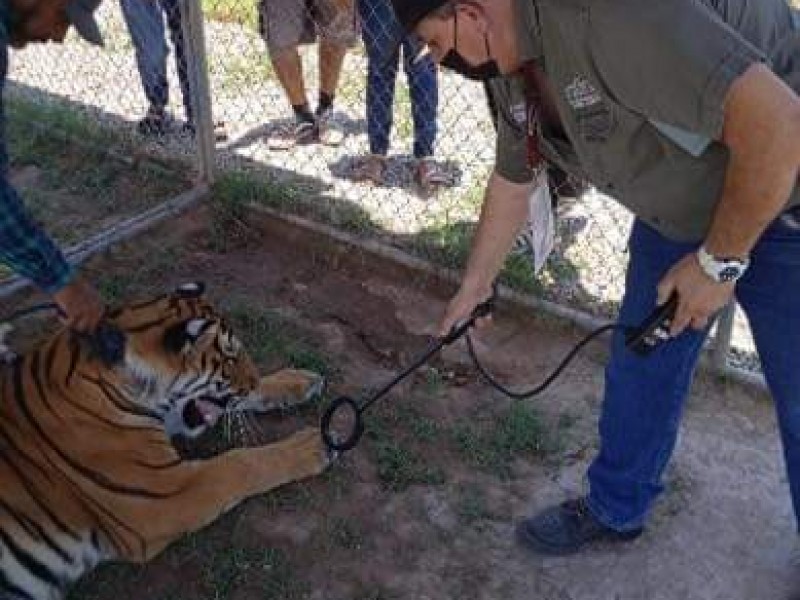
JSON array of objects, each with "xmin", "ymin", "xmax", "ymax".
[{"xmin": 718, "ymin": 265, "xmax": 741, "ymax": 282}]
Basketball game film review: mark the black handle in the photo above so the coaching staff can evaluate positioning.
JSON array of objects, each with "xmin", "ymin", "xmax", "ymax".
[
  {"xmin": 320, "ymin": 396, "xmax": 364, "ymax": 452},
  {"xmin": 441, "ymin": 283, "xmax": 498, "ymax": 345}
]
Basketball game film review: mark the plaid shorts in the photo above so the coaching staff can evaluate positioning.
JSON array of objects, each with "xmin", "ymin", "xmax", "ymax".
[{"xmin": 258, "ymin": 0, "xmax": 357, "ymax": 55}]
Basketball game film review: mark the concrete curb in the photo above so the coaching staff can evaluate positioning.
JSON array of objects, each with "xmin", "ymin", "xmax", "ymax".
[{"xmin": 246, "ymin": 203, "xmax": 766, "ymax": 393}]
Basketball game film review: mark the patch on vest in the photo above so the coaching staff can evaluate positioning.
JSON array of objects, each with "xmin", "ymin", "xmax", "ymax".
[
  {"xmin": 564, "ymin": 76, "xmax": 602, "ymax": 110},
  {"xmin": 565, "ymin": 75, "xmax": 615, "ymax": 142}
]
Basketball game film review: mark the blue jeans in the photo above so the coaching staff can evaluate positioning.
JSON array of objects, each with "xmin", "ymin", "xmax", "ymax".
[
  {"xmin": 120, "ymin": 0, "xmax": 192, "ymax": 122},
  {"xmin": 358, "ymin": 0, "xmax": 438, "ymax": 158},
  {"xmin": 587, "ymin": 216, "xmax": 800, "ymax": 531}
]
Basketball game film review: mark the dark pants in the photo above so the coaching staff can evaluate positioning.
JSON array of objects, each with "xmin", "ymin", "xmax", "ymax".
[
  {"xmin": 358, "ymin": 0, "xmax": 438, "ymax": 158},
  {"xmin": 587, "ymin": 216, "xmax": 800, "ymax": 531},
  {"xmin": 120, "ymin": 0, "xmax": 193, "ymax": 123}
]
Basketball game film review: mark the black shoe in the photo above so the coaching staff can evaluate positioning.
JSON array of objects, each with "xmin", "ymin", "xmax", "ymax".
[
  {"xmin": 137, "ymin": 107, "xmax": 168, "ymax": 136},
  {"xmin": 516, "ymin": 498, "xmax": 643, "ymax": 556}
]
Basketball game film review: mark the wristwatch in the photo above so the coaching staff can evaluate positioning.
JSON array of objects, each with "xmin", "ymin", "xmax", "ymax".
[{"xmin": 696, "ymin": 245, "xmax": 750, "ymax": 283}]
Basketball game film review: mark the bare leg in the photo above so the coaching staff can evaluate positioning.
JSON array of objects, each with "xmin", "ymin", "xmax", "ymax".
[
  {"xmin": 319, "ymin": 40, "xmax": 347, "ymax": 98},
  {"xmin": 271, "ymin": 47, "xmax": 309, "ymax": 107}
]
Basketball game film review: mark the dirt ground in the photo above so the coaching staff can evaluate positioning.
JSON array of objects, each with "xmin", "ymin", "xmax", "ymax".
[{"xmin": 2, "ymin": 206, "xmax": 791, "ymax": 600}]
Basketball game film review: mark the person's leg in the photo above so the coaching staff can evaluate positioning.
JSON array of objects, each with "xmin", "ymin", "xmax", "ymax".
[
  {"xmin": 159, "ymin": 0, "xmax": 192, "ymax": 124},
  {"xmin": 120, "ymin": 0, "xmax": 169, "ymax": 131},
  {"xmin": 401, "ymin": 38, "xmax": 446, "ymax": 187},
  {"xmin": 358, "ymin": 0, "xmax": 399, "ymax": 157},
  {"xmin": 519, "ymin": 220, "xmax": 712, "ymax": 554},
  {"xmin": 258, "ymin": 0, "xmax": 316, "ymax": 143},
  {"xmin": 315, "ymin": 0, "xmax": 356, "ymax": 114},
  {"xmin": 401, "ymin": 35, "xmax": 437, "ymax": 160},
  {"xmin": 586, "ymin": 221, "xmax": 711, "ymax": 531},
  {"xmin": 735, "ymin": 212, "xmax": 800, "ymax": 529}
]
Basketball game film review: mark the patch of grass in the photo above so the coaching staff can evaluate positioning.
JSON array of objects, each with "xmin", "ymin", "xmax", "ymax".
[
  {"xmin": 454, "ymin": 483, "xmax": 494, "ymax": 527},
  {"xmin": 92, "ymin": 245, "xmax": 186, "ymax": 306},
  {"xmin": 7, "ymin": 96, "xmax": 124, "ymax": 159},
  {"xmin": 225, "ymin": 305, "xmax": 335, "ymax": 377},
  {"xmin": 202, "ymin": 0, "xmax": 258, "ymax": 30},
  {"xmin": 422, "ymin": 367, "xmax": 445, "ymax": 398},
  {"xmin": 2, "ymin": 95, "xmax": 189, "ymax": 248},
  {"xmin": 212, "ymin": 171, "xmax": 301, "ymax": 212},
  {"xmin": 324, "ymin": 516, "xmax": 365, "ymax": 551},
  {"xmin": 372, "ymin": 438, "xmax": 446, "ymax": 491},
  {"xmin": 218, "ymin": 51, "xmax": 275, "ymax": 91},
  {"xmin": 203, "ymin": 546, "xmax": 301, "ymax": 600},
  {"xmin": 412, "ymin": 221, "xmax": 474, "ymax": 269},
  {"xmin": 211, "ymin": 171, "xmax": 380, "ymax": 238},
  {"xmin": 451, "ymin": 403, "xmax": 547, "ymax": 478}
]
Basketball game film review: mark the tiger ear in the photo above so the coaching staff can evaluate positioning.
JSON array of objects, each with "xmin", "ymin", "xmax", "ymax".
[{"xmin": 163, "ymin": 318, "xmax": 217, "ymax": 355}]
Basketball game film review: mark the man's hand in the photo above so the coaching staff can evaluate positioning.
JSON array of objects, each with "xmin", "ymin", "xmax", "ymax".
[
  {"xmin": 52, "ymin": 276, "xmax": 104, "ymax": 332},
  {"xmin": 437, "ymin": 280, "xmax": 495, "ymax": 338},
  {"xmin": 657, "ymin": 253, "xmax": 734, "ymax": 336}
]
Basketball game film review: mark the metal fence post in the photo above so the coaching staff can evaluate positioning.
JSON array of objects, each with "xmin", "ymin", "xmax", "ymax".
[
  {"xmin": 712, "ymin": 301, "xmax": 736, "ymax": 374},
  {"xmin": 180, "ymin": 0, "xmax": 215, "ymax": 185}
]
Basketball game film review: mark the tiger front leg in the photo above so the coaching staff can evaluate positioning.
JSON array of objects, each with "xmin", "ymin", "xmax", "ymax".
[
  {"xmin": 131, "ymin": 427, "xmax": 336, "ymax": 561},
  {"xmin": 244, "ymin": 368, "xmax": 325, "ymax": 413}
]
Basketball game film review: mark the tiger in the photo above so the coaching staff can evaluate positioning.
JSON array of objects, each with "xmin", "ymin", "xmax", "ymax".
[{"xmin": 0, "ymin": 282, "xmax": 335, "ymax": 600}]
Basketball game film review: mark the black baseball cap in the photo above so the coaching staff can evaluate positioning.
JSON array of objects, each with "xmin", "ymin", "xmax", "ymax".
[
  {"xmin": 390, "ymin": 0, "xmax": 452, "ymax": 33},
  {"xmin": 65, "ymin": 0, "xmax": 104, "ymax": 46}
]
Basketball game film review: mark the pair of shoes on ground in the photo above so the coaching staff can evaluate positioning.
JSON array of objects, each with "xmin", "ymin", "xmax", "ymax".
[
  {"xmin": 137, "ymin": 107, "xmax": 227, "ymax": 141},
  {"xmin": 349, "ymin": 154, "xmax": 450, "ymax": 189},
  {"xmin": 516, "ymin": 497, "xmax": 643, "ymax": 556},
  {"xmin": 268, "ymin": 106, "xmax": 343, "ymax": 150}
]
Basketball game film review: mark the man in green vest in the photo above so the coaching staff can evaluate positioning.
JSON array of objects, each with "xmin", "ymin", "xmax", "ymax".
[{"xmin": 391, "ymin": 0, "xmax": 800, "ymax": 554}]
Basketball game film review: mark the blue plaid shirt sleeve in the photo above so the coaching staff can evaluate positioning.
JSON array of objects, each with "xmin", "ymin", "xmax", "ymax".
[
  {"xmin": 0, "ymin": 179, "xmax": 75, "ymax": 293},
  {"xmin": 0, "ymin": 7, "xmax": 74, "ymax": 295}
]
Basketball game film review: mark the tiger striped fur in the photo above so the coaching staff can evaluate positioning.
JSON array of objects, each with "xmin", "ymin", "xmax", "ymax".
[{"xmin": 0, "ymin": 283, "xmax": 334, "ymax": 600}]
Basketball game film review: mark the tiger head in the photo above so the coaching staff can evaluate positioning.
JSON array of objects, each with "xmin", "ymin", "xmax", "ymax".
[{"xmin": 102, "ymin": 282, "xmax": 262, "ymax": 438}]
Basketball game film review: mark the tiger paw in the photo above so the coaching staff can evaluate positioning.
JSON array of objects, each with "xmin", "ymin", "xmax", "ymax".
[
  {"xmin": 292, "ymin": 427, "xmax": 339, "ymax": 475},
  {"xmin": 255, "ymin": 369, "xmax": 325, "ymax": 412}
]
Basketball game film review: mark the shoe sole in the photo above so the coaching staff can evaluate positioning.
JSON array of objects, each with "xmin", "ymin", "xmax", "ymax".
[{"xmin": 514, "ymin": 520, "xmax": 643, "ymax": 557}]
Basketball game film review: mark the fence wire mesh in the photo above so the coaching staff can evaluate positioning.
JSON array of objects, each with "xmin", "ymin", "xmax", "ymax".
[
  {"xmin": 1, "ymin": 0, "xmax": 199, "ymax": 289},
  {"xmin": 201, "ymin": 0, "xmax": 635, "ymax": 308},
  {"xmin": 4, "ymin": 0, "xmax": 760, "ymax": 374}
]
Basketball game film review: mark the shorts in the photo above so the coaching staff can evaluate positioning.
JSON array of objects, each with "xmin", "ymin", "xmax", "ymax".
[{"xmin": 258, "ymin": 0, "xmax": 358, "ymax": 55}]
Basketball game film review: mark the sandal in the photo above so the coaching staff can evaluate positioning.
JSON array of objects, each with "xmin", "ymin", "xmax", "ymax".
[
  {"xmin": 349, "ymin": 154, "xmax": 386, "ymax": 184},
  {"xmin": 267, "ymin": 117, "xmax": 319, "ymax": 151},
  {"xmin": 317, "ymin": 106, "xmax": 345, "ymax": 147},
  {"xmin": 416, "ymin": 157, "xmax": 450, "ymax": 189}
]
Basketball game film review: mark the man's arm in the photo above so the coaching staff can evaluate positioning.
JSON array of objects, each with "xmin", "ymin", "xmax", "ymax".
[
  {"xmin": 659, "ymin": 63, "xmax": 800, "ymax": 333},
  {"xmin": 0, "ymin": 176, "xmax": 104, "ymax": 330},
  {"xmin": 0, "ymin": 176, "xmax": 74, "ymax": 293},
  {"xmin": 705, "ymin": 63, "xmax": 800, "ymax": 256},
  {"xmin": 438, "ymin": 171, "xmax": 531, "ymax": 336}
]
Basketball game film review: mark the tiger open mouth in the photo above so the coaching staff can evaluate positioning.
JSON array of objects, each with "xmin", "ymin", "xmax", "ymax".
[{"xmin": 181, "ymin": 397, "xmax": 228, "ymax": 429}]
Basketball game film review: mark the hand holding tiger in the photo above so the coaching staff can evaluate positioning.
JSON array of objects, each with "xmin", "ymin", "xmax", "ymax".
[{"xmin": 52, "ymin": 275, "xmax": 105, "ymax": 332}]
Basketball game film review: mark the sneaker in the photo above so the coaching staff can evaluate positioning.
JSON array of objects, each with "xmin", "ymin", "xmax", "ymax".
[
  {"xmin": 316, "ymin": 106, "xmax": 345, "ymax": 147},
  {"xmin": 267, "ymin": 116, "xmax": 318, "ymax": 150},
  {"xmin": 349, "ymin": 154, "xmax": 385, "ymax": 185},
  {"xmin": 515, "ymin": 498, "xmax": 643, "ymax": 556},
  {"xmin": 137, "ymin": 107, "xmax": 168, "ymax": 136},
  {"xmin": 416, "ymin": 157, "xmax": 450, "ymax": 189}
]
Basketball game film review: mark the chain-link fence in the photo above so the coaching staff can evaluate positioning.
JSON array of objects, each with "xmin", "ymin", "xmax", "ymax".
[
  {"xmin": 0, "ymin": 0, "xmax": 208, "ymax": 296},
  {"xmin": 3, "ymin": 0, "xmax": 760, "ymax": 381}
]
